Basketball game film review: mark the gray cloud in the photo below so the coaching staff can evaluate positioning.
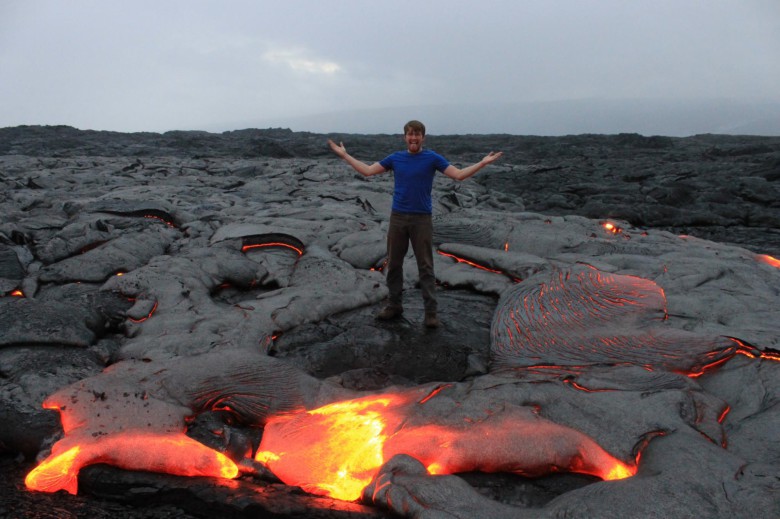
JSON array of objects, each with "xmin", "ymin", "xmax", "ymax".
[{"xmin": 1, "ymin": 0, "xmax": 778, "ymax": 134}]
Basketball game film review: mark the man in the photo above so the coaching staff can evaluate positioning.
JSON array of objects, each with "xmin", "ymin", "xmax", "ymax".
[{"xmin": 328, "ymin": 120, "xmax": 502, "ymax": 328}]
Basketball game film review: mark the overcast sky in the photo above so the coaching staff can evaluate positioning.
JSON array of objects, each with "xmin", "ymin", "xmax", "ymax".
[{"xmin": 1, "ymin": 0, "xmax": 778, "ymax": 134}]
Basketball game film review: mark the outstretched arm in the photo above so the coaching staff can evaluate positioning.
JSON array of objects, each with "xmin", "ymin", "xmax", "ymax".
[
  {"xmin": 328, "ymin": 139, "xmax": 387, "ymax": 177},
  {"xmin": 442, "ymin": 151, "xmax": 503, "ymax": 181}
]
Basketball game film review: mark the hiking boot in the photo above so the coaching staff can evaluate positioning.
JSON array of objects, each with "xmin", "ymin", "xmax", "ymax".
[
  {"xmin": 424, "ymin": 312, "xmax": 441, "ymax": 328},
  {"xmin": 376, "ymin": 304, "xmax": 403, "ymax": 320}
]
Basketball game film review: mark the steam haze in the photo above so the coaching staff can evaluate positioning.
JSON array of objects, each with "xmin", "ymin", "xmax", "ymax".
[{"xmin": 1, "ymin": 0, "xmax": 778, "ymax": 135}]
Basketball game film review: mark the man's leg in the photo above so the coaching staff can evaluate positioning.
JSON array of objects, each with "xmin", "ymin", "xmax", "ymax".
[
  {"xmin": 409, "ymin": 214, "xmax": 439, "ymax": 327},
  {"xmin": 380, "ymin": 212, "xmax": 409, "ymax": 319}
]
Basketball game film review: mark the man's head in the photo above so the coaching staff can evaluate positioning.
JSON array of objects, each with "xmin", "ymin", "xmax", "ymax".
[
  {"xmin": 404, "ymin": 120, "xmax": 425, "ymax": 154},
  {"xmin": 404, "ymin": 120, "xmax": 426, "ymax": 136}
]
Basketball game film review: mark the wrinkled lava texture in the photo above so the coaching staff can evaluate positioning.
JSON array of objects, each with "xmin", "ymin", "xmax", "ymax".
[{"xmin": 1, "ymin": 126, "xmax": 779, "ymax": 518}]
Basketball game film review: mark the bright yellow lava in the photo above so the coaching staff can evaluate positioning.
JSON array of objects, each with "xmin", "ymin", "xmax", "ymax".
[
  {"xmin": 604, "ymin": 461, "xmax": 635, "ymax": 480},
  {"xmin": 25, "ymin": 446, "xmax": 81, "ymax": 494},
  {"xmin": 256, "ymin": 396, "xmax": 400, "ymax": 501},
  {"xmin": 758, "ymin": 254, "xmax": 780, "ymax": 268}
]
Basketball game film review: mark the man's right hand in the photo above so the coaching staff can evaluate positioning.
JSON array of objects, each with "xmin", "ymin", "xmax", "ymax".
[
  {"xmin": 327, "ymin": 139, "xmax": 348, "ymax": 158},
  {"xmin": 327, "ymin": 140, "xmax": 386, "ymax": 177}
]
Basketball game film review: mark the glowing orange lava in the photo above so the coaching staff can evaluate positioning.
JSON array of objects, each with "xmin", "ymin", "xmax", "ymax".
[
  {"xmin": 26, "ymin": 445, "xmax": 83, "ymax": 494},
  {"xmin": 256, "ymin": 394, "xmax": 406, "ymax": 501},
  {"xmin": 728, "ymin": 337, "xmax": 780, "ymax": 363},
  {"xmin": 256, "ymin": 392, "xmax": 636, "ymax": 502},
  {"xmin": 736, "ymin": 348, "xmax": 780, "ymax": 362},
  {"xmin": 758, "ymin": 254, "xmax": 780, "ymax": 268},
  {"xmin": 604, "ymin": 462, "xmax": 634, "ymax": 480},
  {"xmin": 25, "ymin": 432, "xmax": 238, "ymax": 495},
  {"xmin": 602, "ymin": 222, "xmax": 621, "ymax": 234}
]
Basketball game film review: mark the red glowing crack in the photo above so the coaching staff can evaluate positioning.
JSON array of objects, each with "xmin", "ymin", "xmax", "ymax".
[{"xmin": 242, "ymin": 242, "xmax": 303, "ymax": 256}]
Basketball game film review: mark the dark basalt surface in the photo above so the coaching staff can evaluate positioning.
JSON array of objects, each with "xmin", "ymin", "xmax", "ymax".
[
  {"xmin": 1, "ymin": 125, "xmax": 779, "ymax": 518},
  {"xmin": 3, "ymin": 125, "xmax": 777, "ymax": 257}
]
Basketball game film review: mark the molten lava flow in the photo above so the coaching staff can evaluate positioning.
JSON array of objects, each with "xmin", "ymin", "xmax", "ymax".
[
  {"xmin": 256, "ymin": 394, "xmax": 409, "ymax": 501},
  {"xmin": 256, "ymin": 390, "xmax": 636, "ymax": 502},
  {"xmin": 604, "ymin": 462, "xmax": 635, "ymax": 480},
  {"xmin": 25, "ymin": 445, "xmax": 83, "ymax": 494},
  {"xmin": 25, "ymin": 432, "xmax": 239, "ymax": 495}
]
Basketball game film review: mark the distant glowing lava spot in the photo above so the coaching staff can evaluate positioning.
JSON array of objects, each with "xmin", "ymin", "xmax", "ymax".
[
  {"xmin": 144, "ymin": 214, "xmax": 176, "ymax": 228},
  {"xmin": 758, "ymin": 254, "xmax": 780, "ymax": 268},
  {"xmin": 602, "ymin": 222, "xmax": 622, "ymax": 234}
]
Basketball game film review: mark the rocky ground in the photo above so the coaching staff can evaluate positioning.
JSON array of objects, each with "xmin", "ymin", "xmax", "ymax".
[
  {"xmin": 2, "ymin": 126, "xmax": 778, "ymax": 257},
  {"xmin": 0, "ymin": 126, "xmax": 779, "ymax": 518}
]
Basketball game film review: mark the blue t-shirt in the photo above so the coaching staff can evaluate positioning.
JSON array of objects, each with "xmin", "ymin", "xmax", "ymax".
[{"xmin": 379, "ymin": 150, "xmax": 450, "ymax": 214}]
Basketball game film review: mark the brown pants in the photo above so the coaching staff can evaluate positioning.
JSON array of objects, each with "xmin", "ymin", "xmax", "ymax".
[{"xmin": 386, "ymin": 212, "xmax": 437, "ymax": 313}]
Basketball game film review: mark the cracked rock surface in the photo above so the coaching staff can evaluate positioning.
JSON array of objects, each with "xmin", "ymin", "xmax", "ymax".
[{"xmin": 1, "ymin": 126, "xmax": 779, "ymax": 518}]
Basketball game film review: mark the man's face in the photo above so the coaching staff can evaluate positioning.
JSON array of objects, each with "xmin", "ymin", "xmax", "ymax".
[{"xmin": 404, "ymin": 129, "xmax": 425, "ymax": 154}]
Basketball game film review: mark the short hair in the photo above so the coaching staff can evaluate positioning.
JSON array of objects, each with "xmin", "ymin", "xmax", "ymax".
[{"xmin": 404, "ymin": 120, "xmax": 426, "ymax": 136}]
